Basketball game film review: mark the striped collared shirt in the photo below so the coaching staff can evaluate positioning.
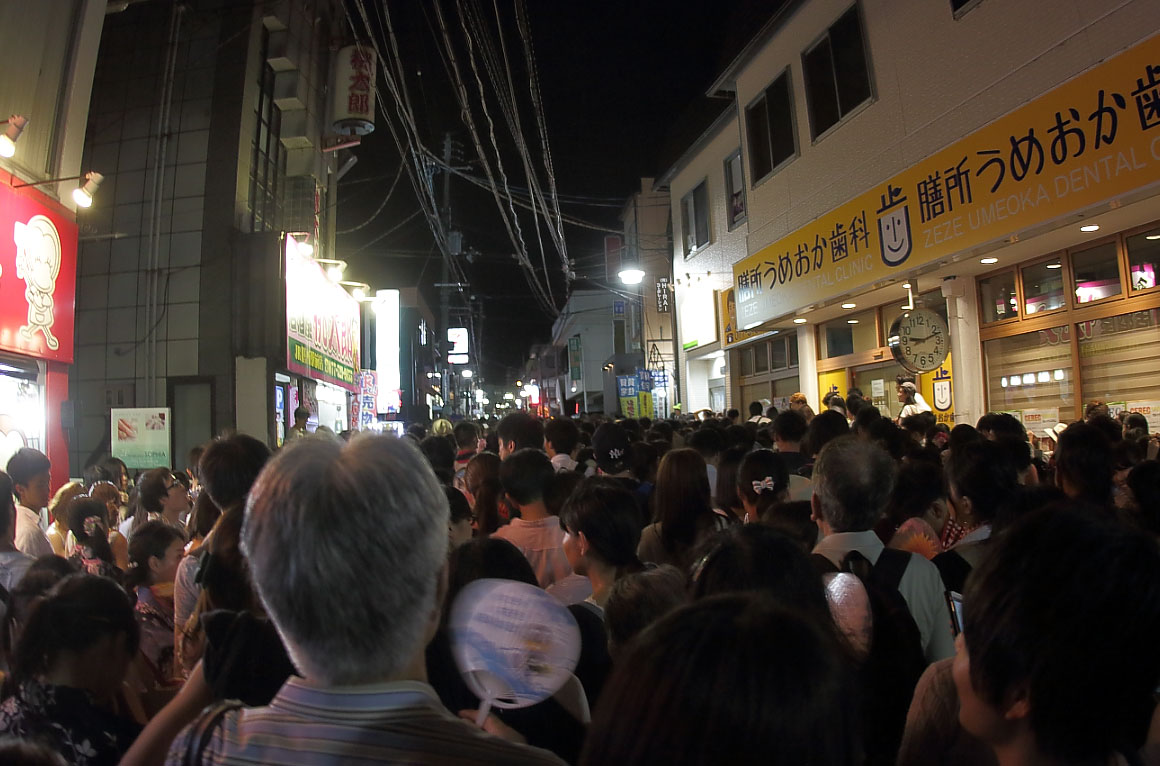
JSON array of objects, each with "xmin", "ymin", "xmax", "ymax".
[{"xmin": 166, "ymin": 678, "xmax": 564, "ymax": 765}]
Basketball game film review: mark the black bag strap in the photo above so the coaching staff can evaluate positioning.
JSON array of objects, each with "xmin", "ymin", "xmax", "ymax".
[
  {"xmin": 182, "ymin": 699, "xmax": 243, "ymax": 766},
  {"xmin": 870, "ymin": 547, "xmax": 911, "ymax": 592}
]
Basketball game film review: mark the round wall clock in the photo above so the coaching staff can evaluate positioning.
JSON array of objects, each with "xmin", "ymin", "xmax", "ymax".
[{"xmin": 889, "ymin": 308, "xmax": 949, "ymax": 373}]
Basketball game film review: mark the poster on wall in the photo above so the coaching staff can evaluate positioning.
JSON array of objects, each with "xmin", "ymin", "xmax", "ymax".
[
  {"xmin": 1127, "ymin": 401, "xmax": 1160, "ymax": 431},
  {"xmin": 285, "ymin": 236, "xmax": 361, "ymax": 392},
  {"xmin": 0, "ymin": 179, "xmax": 78, "ymax": 364},
  {"xmin": 111, "ymin": 408, "xmax": 171, "ymax": 469}
]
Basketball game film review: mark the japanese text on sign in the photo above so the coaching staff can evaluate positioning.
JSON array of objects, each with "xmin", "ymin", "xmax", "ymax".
[{"xmin": 733, "ymin": 35, "xmax": 1160, "ymax": 325}]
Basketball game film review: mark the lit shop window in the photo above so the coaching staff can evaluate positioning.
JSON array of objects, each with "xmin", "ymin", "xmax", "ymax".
[
  {"xmin": 1071, "ymin": 241, "xmax": 1122, "ymax": 304},
  {"xmin": 984, "ymin": 326, "xmax": 1073, "ymax": 420},
  {"xmin": 1126, "ymin": 228, "xmax": 1160, "ymax": 292}
]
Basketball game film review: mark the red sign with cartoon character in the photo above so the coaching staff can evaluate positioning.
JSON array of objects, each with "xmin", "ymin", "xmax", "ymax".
[{"xmin": 0, "ymin": 179, "xmax": 77, "ymax": 364}]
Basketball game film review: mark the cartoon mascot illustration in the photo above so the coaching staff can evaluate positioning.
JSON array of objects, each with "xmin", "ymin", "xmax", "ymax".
[{"xmin": 13, "ymin": 215, "xmax": 61, "ymax": 351}]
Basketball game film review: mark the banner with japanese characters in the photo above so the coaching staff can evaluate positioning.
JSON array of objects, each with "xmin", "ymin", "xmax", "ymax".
[{"xmin": 733, "ymin": 34, "xmax": 1160, "ymax": 325}]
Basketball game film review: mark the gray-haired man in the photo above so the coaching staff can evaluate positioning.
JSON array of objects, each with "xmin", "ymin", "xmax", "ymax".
[{"xmin": 165, "ymin": 435, "xmax": 562, "ymax": 765}]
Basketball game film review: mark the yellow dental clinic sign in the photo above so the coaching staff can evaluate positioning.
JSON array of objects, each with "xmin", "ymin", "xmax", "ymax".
[{"xmin": 733, "ymin": 34, "xmax": 1160, "ymax": 324}]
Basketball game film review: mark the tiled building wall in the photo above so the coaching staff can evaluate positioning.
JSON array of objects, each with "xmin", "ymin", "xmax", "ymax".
[{"xmin": 71, "ymin": 2, "xmax": 221, "ymax": 472}]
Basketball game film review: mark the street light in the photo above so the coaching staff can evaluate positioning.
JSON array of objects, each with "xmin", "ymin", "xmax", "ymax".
[
  {"xmin": 462, "ymin": 369, "xmax": 473, "ymax": 379},
  {"xmin": 618, "ymin": 266, "xmax": 645, "ymax": 284}
]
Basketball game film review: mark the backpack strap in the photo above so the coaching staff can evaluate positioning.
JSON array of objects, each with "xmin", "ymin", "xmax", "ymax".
[
  {"xmin": 810, "ymin": 552, "xmax": 839, "ymax": 576},
  {"xmin": 182, "ymin": 699, "xmax": 243, "ymax": 766},
  {"xmin": 871, "ymin": 547, "xmax": 912, "ymax": 592}
]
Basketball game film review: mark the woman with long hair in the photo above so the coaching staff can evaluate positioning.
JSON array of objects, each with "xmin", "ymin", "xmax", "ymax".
[
  {"xmin": 0, "ymin": 575, "xmax": 142, "ymax": 765},
  {"xmin": 124, "ymin": 521, "xmax": 184, "ymax": 691},
  {"xmin": 87, "ymin": 481, "xmax": 130, "ymax": 570},
  {"xmin": 735, "ymin": 449, "xmax": 790, "ymax": 524},
  {"xmin": 45, "ymin": 482, "xmax": 84, "ymax": 557},
  {"xmin": 66, "ymin": 498, "xmax": 122, "ymax": 581},
  {"xmin": 462, "ymin": 451, "xmax": 506, "ymax": 536},
  {"xmin": 638, "ymin": 448, "xmax": 729, "ymax": 570}
]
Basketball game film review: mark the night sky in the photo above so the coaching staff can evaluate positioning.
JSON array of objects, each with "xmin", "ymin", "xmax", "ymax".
[{"xmin": 338, "ymin": 1, "xmax": 778, "ymax": 382}]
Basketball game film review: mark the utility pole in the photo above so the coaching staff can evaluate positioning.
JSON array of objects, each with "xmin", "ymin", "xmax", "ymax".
[{"xmin": 440, "ymin": 132, "xmax": 452, "ymax": 417}]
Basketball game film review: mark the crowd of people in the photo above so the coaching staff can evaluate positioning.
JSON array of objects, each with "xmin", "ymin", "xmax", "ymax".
[{"xmin": 0, "ymin": 387, "xmax": 1158, "ymax": 765}]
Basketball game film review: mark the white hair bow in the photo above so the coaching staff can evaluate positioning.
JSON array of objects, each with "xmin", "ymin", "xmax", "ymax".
[{"xmin": 752, "ymin": 476, "xmax": 776, "ymax": 494}]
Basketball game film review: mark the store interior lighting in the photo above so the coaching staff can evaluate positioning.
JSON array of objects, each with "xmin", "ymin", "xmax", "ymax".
[{"xmin": 0, "ymin": 115, "xmax": 28, "ymax": 158}]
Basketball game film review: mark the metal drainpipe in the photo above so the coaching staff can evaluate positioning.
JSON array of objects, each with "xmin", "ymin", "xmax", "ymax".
[{"xmin": 144, "ymin": 1, "xmax": 182, "ymax": 406}]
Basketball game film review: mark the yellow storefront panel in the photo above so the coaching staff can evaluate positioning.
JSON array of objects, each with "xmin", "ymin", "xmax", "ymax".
[{"xmin": 734, "ymin": 33, "xmax": 1160, "ymax": 325}]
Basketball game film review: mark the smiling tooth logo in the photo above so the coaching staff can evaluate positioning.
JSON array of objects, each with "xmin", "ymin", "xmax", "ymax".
[{"xmin": 876, "ymin": 183, "xmax": 913, "ymax": 267}]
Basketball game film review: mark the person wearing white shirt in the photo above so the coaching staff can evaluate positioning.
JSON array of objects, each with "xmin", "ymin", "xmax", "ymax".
[
  {"xmin": 543, "ymin": 418, "xmax": 581, "ymax": 474},
  {"xmin": 494, "ymin": 449, "xmax": 571, "ymax": 588},
  {"xmin": 6, "ymin": 448, "xmax": 54, "ymax": 559},
  {"xmin": 810, "ymin": 437, "xmax": 954, "ymax": 663}
]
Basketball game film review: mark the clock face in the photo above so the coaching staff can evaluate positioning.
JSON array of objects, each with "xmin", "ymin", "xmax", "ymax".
[{"xmin": 890, "ymin": 308, "xmax": 949, "ymax": 373}]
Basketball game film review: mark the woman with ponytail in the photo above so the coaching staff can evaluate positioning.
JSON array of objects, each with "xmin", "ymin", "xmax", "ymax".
[
  {"xmin": 66, "ymin": 498, "xmax": 122, "ymax": 581},
  {"xmin": 124, "ymin": 521, "xmax": 184, "ymax": 691},
  {"xmin": 0, "ymin": 574, "xmax": 141, "ymax": 765},
  {"xmin": 736, "ymin": 449, "xmax": 791, "ymax": 524},
  {"xmin": 559, "ymin": 478, "xmax": 645, "ymax": 614},
  {"xmin": 463, "ymin": 451, "xmax": 506, "ymax": 536}
]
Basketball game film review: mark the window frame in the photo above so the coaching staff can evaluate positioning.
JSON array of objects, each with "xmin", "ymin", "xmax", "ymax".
[
  {"xmin": 744, "ymin": 67, "xmax": 799, "ymax": 188},
  {"xmin": 1018, "ymin": 252, "xmax": 1069, "ymax": 320},
  {"xmin": 723, "ymin": 149, "xmax": 747, "ymax": 230},
  {"xmin": 681, "ymin": 179, "xmax": 711, "ymax": 258},
  {"xmin": 800, "ymin": 1, "xmax": 876, "ymax": 143},
  {"xmin": 1123, "ymin": 221, "xmax": 1160, "ymax": 298}
]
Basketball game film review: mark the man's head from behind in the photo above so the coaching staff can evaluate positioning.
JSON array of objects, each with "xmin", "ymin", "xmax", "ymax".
[
  {"xmin": 496, "ymin": 412, "xmax": 544, "ymax": 459},
  {"xmin": 242, "ymin": 435, "xmax": 448, "ymax": 686},
  {"xmin": 959, "ymin": 505, "xmax": 1160, "ymax": 761},
  {"xmin": 811, "ymin": 436, "xmax": 896, "ymax": 532}
]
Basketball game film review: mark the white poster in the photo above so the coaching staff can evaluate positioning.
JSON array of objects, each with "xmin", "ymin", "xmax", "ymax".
[
  {"xmin": 1127, "ymin": 401, "xmax": 1160, "ymax": 431},
  {"xmin": 871, "ymin": 379, "xmax": 885, "ymax": 399},
  {"xmin": 1019, "ymin": 408, "xmax": 1058, "ymax": 430},
  {"xmin": 111, "ymin": 407, "xmax": 172, "ymax": 468}
]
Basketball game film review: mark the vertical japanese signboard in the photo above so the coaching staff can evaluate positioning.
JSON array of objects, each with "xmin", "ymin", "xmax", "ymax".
[
  {"xmin": 617, "ymin": 375, "xmax": 638, "ymax": 418},
  {"xmin": 636, "ymin": 369, "xmax": 655, "ymax": 419},
  {"xmin": 733, "ymin": 34, "xmax": 1160, "ymax": 325},
  {"xmin": 568, "ymin": 335, "xmax": 582, "ymax": 381},
  {"xmin": 331, "ymin": 45, "xmax": 376, "ymax": 135},
  {"xmin": 655, "ymin": 278, "xmax": 671, "ymax": 313},
  {"xmin": 285, "ymin": 236, "xmax": 361, "ymax": 392}
]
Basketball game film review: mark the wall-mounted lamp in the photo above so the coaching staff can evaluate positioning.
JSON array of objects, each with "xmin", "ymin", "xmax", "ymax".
[
  {"xmin": 287, "ymin": 232, "xmax": 314, "ymax": 256},
  {"xmin": 12, "ymin": 170, "xmax": 104, "ymax": 208},
  {"xmin": 338, "ymin": 280, "xmax": 371, "ymax": 300},
  {"xmin": 0, "ymin": 115, "xmax": 28, "ymax": 158},
  {"xmin": 315, "ymin": 258, "xmax": 347, "ymax": 281}
]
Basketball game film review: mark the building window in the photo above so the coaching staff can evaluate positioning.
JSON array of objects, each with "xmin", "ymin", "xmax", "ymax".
[
  {"xmin": 802, "ymin": 3, "xmax": 873, "ymax": 140},
  {"xmin": 978, "ymin": 270, "xmax": 1019, "ymax": 324},
  {"xmin": 248, "ymin": 27, "xmax": 284, "ymax": 233},
  {"xmin": 1071, "ymin": 241, "xmax": 1122, "ymax": 304},
  {"xmin": 745, "ymin": 69, "xmax": 796, "ymax": 183},
  {"xmin": 820, "ymin": 309, "xmax": 876, "ymax": 359},
  {"xmin": 1126, "ymin": 226, "xmax": 1160, "ymax": 292},
  {"xmin": 681, "ymin": 181, "xmax": 710, "ymax": 257},
  {"xmin": 1078, "ymin": 309, "xmax": 1160, "ymax": 405},
  {"xmin": 724, "ymin": 151, "xmax": 747, "ymax": 229}
]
